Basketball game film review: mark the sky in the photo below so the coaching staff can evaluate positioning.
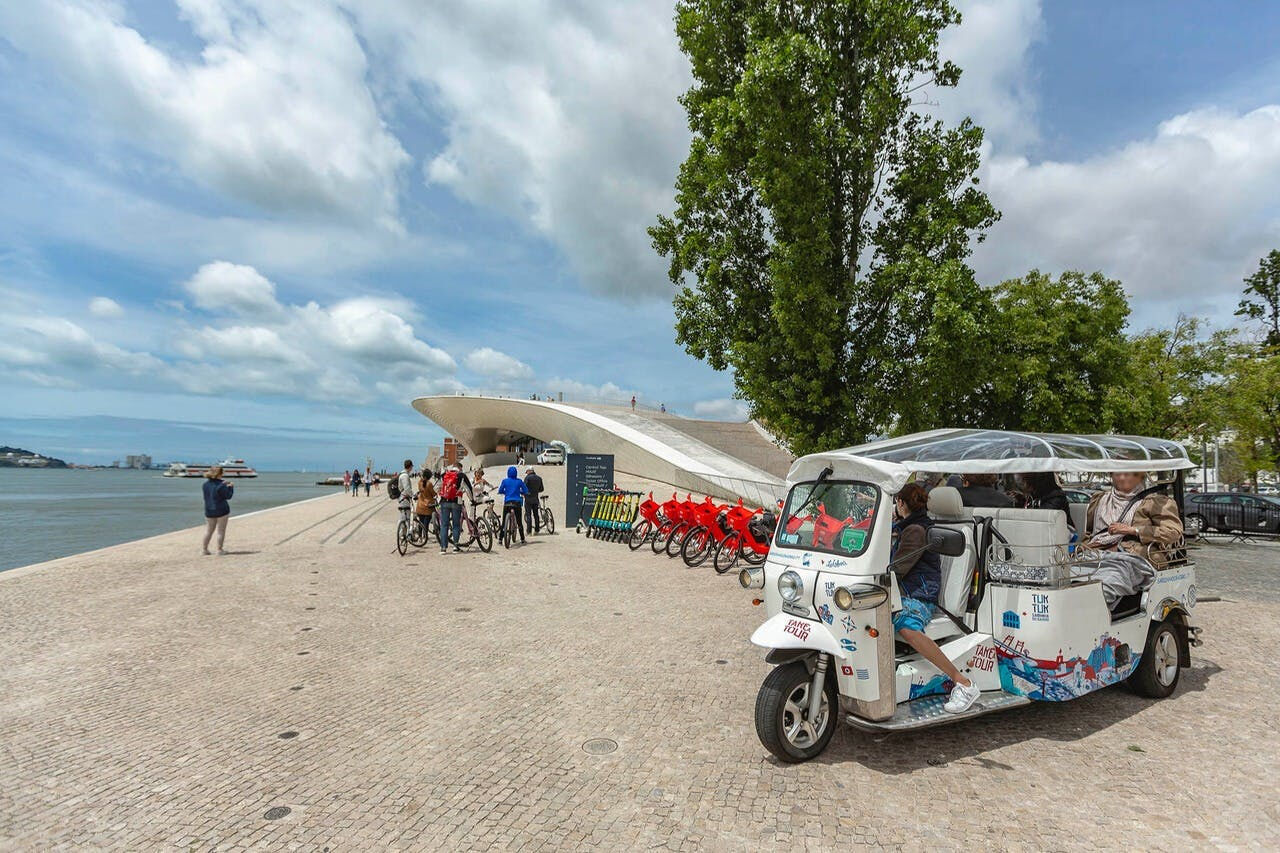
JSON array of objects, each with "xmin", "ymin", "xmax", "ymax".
[{"xmin": 1, "ymin": 0, "xmax": 1278, "ymax": 469}]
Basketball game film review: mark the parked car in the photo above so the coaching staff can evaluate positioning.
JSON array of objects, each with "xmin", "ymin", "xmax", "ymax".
[
  {"xmin": 1185, "ymin": 492, "xmax": 1280, "ymax": 536},
  {"xmin": 536, "ymin": 446, "xmax": 565, "ymax": 465}
]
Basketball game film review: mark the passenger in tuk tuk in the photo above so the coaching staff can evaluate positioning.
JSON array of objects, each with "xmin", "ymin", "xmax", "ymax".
[
  {"xmin": 956, "ymin": 473, "xmax": 1014, "ymax": 508},
  {"xmin": 1020, "ymin": 472, "xmax": 1073, "ymax": 529},
  {"xmin": 891, "ymin": 483, "xmax": 981, "ymax": 713},
  {"xmin": 1084, "ymin": 472, "xmax": 1184, "ymax": 569}
]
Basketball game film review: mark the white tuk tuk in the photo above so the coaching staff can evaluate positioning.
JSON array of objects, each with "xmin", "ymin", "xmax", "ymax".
[{"xmin": 742, "ymin": 429, "xmax": 1201, "ymax": 762}]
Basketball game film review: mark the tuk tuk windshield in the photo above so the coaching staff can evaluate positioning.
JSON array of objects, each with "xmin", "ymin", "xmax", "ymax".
[{"xmin": 775, "ymin": 480, "xmax": 878, "ymax": 557}]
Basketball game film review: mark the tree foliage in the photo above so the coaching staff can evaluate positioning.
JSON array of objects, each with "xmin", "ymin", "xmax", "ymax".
[
  {"xmin": 1237, "ymin": 249, "xmax": 1280, "ymax": 349},
  {"xmin": 651, "ymin": 0, "xmax": 997, "ymax": 455}
]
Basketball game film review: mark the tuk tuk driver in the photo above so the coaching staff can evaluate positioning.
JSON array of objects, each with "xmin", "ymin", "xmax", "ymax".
[{"xmin": 891, "ymin": 483, "xmax": 981, "ymax": 713}]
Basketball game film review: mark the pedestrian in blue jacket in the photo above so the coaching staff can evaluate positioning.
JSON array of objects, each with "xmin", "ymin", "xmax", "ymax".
[{"xmin": 497, "ymin": 465, "xmax": 528, "ymax": 544}]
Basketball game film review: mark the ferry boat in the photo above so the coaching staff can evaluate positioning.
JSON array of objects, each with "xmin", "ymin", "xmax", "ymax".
[{"xmin": 163, "ymin": 458, "xmax": 258, "ymax": 478}]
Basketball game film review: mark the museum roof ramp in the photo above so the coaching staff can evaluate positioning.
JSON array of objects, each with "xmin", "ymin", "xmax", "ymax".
[{"xmin": 411, "ymin": 395, "xmax": 793, "ymax": 506}]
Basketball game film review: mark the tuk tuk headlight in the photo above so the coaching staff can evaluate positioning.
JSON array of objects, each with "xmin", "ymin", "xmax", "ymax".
[
  {"xmin": 833, "ymin": 582, "xmax": 889, "ymax": 611},
  {"xmin": 778, "ymin": 570, "xmax": 803, "ymax": 604},
  {"xmin": 739, "ymin": 567, "xmax": 764, "ymax": 590}
]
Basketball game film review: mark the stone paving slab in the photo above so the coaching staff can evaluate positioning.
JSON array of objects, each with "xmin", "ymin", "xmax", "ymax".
[{"xmin": 1, "ymin": 467, "xmax": 1278, "ymax": 851}]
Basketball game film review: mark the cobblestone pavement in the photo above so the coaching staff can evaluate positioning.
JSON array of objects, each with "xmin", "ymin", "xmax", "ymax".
[{"xmin": 2, "ymin": 468, "xmax": 1278, "ymax": 851}]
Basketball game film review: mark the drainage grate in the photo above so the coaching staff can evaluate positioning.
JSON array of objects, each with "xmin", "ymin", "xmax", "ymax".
[
  {"xmin": 300, "ymin": 627, "xmax": 313, "ymax": 632},
  {"xmin": 263, "ymin": 806, "xmax": 291, "ymax": 820},
  {"xmin": 305, "ymin": 607, "xmax": 315, "ymax": 611},
  {"xmin": 289, "ymin": 686, "xmax": 304, "ymax": 691},
  {"xmin": 715, "ymin": 659, "xmax": 729, "ymax": 665},
  {"xmin": 582, "ymin": 738, "xmax": 618, "ymax": 755},
  {"xmin": 454, "ymin": 607, "xmax": 472, "ymax": 612},
  {"xmin": 278, "ymin": 731, "xmax": 299, "ymax": 739},
  {"xmin": 297, "ymin": 651, "xmax": 310, "ymax": 656}
]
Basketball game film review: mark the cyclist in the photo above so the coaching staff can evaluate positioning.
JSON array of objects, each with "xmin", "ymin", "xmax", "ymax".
[
  {"xmin": 523, "ymin": 466, "xmax": 544, "ymax": 534},
  {"xmin": 438, "ymin": 463, "xmax": 472, "ymax": 554},
  {"xmin": 497, "ymin": 465, "xmax": 528, "ymax": 545}
]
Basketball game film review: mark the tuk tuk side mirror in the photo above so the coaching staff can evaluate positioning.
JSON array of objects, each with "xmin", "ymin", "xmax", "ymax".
[{"xmin": 927, "ymin": 526, "xmax": 966, "ymax": 557}]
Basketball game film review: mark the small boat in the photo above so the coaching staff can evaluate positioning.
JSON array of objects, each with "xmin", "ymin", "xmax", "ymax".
[
  {"xmin": 316, "ymin": 476, "xmax": 345, "ymax": 486},
  {"xmin": 164, "ymin": 458, "xmax": 259, "ymax": 478}
]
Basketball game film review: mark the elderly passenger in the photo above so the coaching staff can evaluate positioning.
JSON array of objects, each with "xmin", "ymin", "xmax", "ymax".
[{"xmin": 1084, "ymin": 472, "xmax": 1183, "ymax": 568}]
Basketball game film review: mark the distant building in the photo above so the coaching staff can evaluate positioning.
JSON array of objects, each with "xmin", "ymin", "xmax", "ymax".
[{"xmin": 124, "ymin": 454, "xmax": 152, "ymax": 470}]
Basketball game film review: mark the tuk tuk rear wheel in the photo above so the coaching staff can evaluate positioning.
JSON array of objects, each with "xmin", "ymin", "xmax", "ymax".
[
  {"xmin": 755, "ymin": 660, "xmax": 838, "ymax": 763},
  {"xmin": 1130, "ymin": 619, "xmax": 1181, "ymax": 698}
]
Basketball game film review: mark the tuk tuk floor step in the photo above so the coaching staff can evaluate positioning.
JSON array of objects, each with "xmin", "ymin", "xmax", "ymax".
[{"xmin": 846, "ymin": 691, "xmax": 1030, "ymax": 733}]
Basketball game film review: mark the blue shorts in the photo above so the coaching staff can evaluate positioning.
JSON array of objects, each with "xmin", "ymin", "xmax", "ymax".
[{"xmin": 893, "ymin": 597, "xmax": 936, "ymax": 634}]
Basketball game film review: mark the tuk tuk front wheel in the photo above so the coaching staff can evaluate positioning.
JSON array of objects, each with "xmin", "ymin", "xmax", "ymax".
[
  {"xmin": 754, "ymin": 660, "xmax": 839, "ymax": 763},
  {"xmin": 1130, "ymin": 619, "xmax": 1181, "ymax": 698}
]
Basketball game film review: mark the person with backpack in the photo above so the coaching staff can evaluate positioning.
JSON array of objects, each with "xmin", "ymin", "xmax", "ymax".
[
  {"xmin": 437, "ymin": 463, "xmax": 472, "ymax": 553},
  {"xmin": 497, "ymin": 465, "xmax": 528, "ymax": 545},
  {"xmin": 523, "ymin": 467, "xmax": 544, "ymax": 534}
]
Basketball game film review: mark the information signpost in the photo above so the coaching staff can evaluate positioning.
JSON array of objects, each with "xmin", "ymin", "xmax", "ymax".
[{"xmin": 566, "ymin": 453, "xmax": 615, "ymax": 528}]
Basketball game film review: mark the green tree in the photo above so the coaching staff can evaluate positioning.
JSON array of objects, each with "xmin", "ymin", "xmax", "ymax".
[
  {"xmin": 951, "ymin": 270, "xmax": 1133, "ymax": 433},
  {"xmin": 1236, "ymin": 249, "xmax": 1280, "ymax": 349},
  {"xmin": 1219, "ymin": 342, "xmax": 1280, "ymax": 485},
  {"xmin": 651, "ymin": 0, "xmax": 998, "ymax": 454},
  {"xmin": 1109, "ymin": 316, "xmax": 1231, "ymax": 441}
]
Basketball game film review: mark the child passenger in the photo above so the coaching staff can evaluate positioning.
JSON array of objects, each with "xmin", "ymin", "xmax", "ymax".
[{"xmin": 891, "ymin": 482, "xmax": 981, "ymax": 713}]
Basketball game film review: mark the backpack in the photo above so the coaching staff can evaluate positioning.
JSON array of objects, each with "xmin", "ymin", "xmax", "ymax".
[
  {"xmin": 387, "ymin": 475, "xmax": 402, "ymax": 501},
  {"xmin": 439, "ymin": 470, "xmax": 460, "ymax": 501}
]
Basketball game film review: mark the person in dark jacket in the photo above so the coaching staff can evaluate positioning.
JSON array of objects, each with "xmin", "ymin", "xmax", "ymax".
[
  {"xmin": 890, "ymin": 482, "xmax": 979, "ymax": 713},
  {"xmin": 1020, "ymin": 472, "xmax": 1073, "ymax": 528},
  {"xmin": 957, "ymin": 473, "xmax": 1014, "ymax": 508},
  {"xmin": 523, "ymin": 467, "xmax": 545, "ymax": 534},
  {"xmin": 201, "ymin": 465, "xmax": 234, "ymax": 555},
  {"xmin": 350, "ymin": 468, "xmax": 362, "ymax": 498}
]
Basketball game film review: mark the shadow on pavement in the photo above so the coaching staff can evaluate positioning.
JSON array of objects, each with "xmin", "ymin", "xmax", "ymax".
[{"xmin": 804, "ymin": 658, "xmax": 1223, "ymax": 775}]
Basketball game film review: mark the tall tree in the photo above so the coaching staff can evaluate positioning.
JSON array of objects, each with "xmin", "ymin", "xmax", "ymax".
[
  {"xmin": 1236, "ymin": 249, "xmax": 1280, "ymax": 349},
  {"xmin": 651, "ymin": 0, "xmax": 998, "ymax": 454}
]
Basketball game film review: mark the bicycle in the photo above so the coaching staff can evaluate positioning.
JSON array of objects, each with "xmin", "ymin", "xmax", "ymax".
[
  {"xmin": 455, "ymin": 500, "xmax": 493, "ymax": 552},
  {"xmin": 536, "ymin": 494, "xmax": 556, "ymax": 535},
  {"xmin": 396, "ymin": 502, "xmax": 414, "ymax": 555},
  {"xmin": 499, "ymin": 502, "xmax": 520, "ymax": 549}
]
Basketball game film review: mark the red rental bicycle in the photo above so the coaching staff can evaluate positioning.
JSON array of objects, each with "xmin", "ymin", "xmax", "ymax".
[
  {"xmin": 628, "ymin": 492, "xmax": 662, "ymax": 550},
  {"xmin": 712, "ymin": 502, "xmax": 766, "ymax": 574},
  {"xmin": 649, "ymin": 493, "xmax": 683, "ymax": 554},
  {"xmin": 678, "ymin": 496, "xmax": 731, "ymax": 568},
  {"xmin": 663, "ymin": 494, "xmax": 698, "ymax": 558}
]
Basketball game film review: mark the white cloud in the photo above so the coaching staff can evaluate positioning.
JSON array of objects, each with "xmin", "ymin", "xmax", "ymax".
[
  {"xmin": 2, "ymin": 263, "xmax": 459, "ymax": 405},
  {"xmin": 351, "ymin": 0, "xmax": 690, "ymax": 297},
  {"xmin": 975, "ymin": 105, "xmax": 1280, "ymax": 321},
  {"xmin": 0, "ymin": 0, "xmax": 410, "ymax": 228},
  {"xmin": 184, "ymin": 261, "xmax": 280, "ymax": 315},
  {"xmin": 934, "ymin": 0, "xmax": 1044, "ymax": 153},
  {"xmin": 463, "ymin": 347, "xmax": 534, "ymax": 383},
  {"xmin": 693, "ymin": 398, "xmax": 750, "ymax": 421},
  {"xmin": 88, "ymin": 296, "xmax": 124, "ymax": 318}
]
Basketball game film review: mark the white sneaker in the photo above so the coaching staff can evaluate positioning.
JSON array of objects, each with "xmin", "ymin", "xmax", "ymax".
[{"xmin": 943, "ymin": 681, "xmax": 981, "ymax": 714}]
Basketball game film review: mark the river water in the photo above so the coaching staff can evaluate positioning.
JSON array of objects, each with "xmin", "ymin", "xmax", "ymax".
[{"xmin": 0, "ymin": 469, "xmax": 342, "ymax": 572}]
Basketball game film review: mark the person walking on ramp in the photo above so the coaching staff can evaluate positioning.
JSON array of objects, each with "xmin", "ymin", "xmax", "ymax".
[{"xmin": 201, "ymin": 465, "xmax": 234, "ymax": 555}]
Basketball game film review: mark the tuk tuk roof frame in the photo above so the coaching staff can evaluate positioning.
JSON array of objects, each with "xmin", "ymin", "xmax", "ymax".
[{"xmin": 787, "ymin": 428, "xmax": 1194, "ymax": 494}]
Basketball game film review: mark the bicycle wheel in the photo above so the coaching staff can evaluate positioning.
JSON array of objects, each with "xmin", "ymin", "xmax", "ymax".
[
  {"xmin": 743, "ymin": 544, "xmax": 768, "ymax": 565},
  {"xmin": 396, "ymin": 519, "xmax": 409, "ymax": 556},
  {"xmin": 628, "ymin": 519, "xmax": 652, "ymax": 551},
  {"xmin": 651, "ymin": 523, "xmax": 670, "ymax": 554},
  {"xmin": 541, "ymin": 506, "xmax": 555, "ymax": 535},
  {"xmin": 427, "ymin": 514, "xmax": 440, "ymax": 544},
  {"xmin": 714, "ymin": 533, "xmax": 741, "ymax": 574},
  {"xmin": 473, "ymin": 518, "xmax": 493, "ymax": 552},
  {"xmin": 503, "ymin": 512, "xmax": 516, "ymax": 549},
  {"xmin": 408, "ymin": 518, "xmax": 428, "ymax": 548},
  {"xmin": 664, "ymin": 522, "xmax": 687, "ymax": 558},
  {"xmin": 456, "ymin": 514, "xmax": 476, "ymax": 549},
  {"xmin": 682, "ymin": 526, "xmax": 713, "ymax": 568}
]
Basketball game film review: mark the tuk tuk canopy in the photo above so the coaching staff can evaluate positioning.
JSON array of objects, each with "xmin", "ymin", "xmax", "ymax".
[{"xmin": 787, "ymin": 429, "xmax": 1193, "ymax": 494}]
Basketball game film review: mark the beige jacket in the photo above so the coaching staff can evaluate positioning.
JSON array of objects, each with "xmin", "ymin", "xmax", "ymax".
[{"xmin": 1085, "ymin": 491, "xmax": 1184, "ymax": 568}]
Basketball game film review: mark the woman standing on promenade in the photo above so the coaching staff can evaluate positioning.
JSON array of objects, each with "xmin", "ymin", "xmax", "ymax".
[
  {"xmin": 201, "ymin": 465, "xmax": 234, "ymax": 555},
  {"xmin": 343, "ymin": 469, "xmax": 351, "ymax": 493},
  {"xmin": 350, "ymin": 468, "xmax": 362, "ymax": 497}
]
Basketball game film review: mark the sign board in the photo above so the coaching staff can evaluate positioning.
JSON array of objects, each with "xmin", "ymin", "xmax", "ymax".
[{"xmin": 566, "ymin": 453, "xmax": 614, "ymax": 528}]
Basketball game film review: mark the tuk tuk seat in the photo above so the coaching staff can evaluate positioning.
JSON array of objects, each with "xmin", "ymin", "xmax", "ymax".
[
  {"xmin": 925, "ymin": 487, "xmax": 979, "ymax": 639},
  {"xmin": 985, "ymin": 507, "xmax": 1072, "ymax": 575}
]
